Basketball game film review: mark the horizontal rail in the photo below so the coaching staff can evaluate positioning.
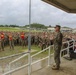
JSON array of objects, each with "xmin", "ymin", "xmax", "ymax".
[
  {"xmin": 9, "ymin": 53, "xmax": 29, "ymax": 64},
  {"xmin": 69, "ymin": 45, "xmax": 73, "ymax": 48},
  {"xmin": 31, "ymin": 46, "xmax": 50, "ymax": 58},
  {"xmin": 31, "ymin": 56, "xmax": 49, "ymax": 65},
  {"xmin": 0, "ymin": 51, "xmax": 29, "ymax": 60},
  {"xmin": 3, "ymin": 64, "xmax": 29, "ymax": 75},
  {"xmin": 62, "ymin": 40, "xmax": 73, "ymax": 44},
  {"xmin": 61, "ymin": 45, "xmax": 74, "ymax": 52},
  {"xmin": 61, "ymin": 48, "xmax": 68, "ymax": 52},
  {"xmin": 31, "ymin": 53, "xmax": 54, "ymax": 65}
]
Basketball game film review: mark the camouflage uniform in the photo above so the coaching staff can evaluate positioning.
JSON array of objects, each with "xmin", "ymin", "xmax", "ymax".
[
  {"xmin": 0, "ymin": 35, "xmax": 1, "ymax": 51},
  {"xmin": 20, "ymin": 33, "xmax": 26, "ymax": 47},
  {"xmin": 1, "ymin": 33, "xmax": 5, "ymax": 51},
  {"xmin": 9, "ymin": 34, "xmax": 14, "ymax": 50},
  {"xmin": 54, "ymin": 32, "xmax": 63, "ymax": 68},
  {"xmin": 34, "ymin": 36, "xmax": 39, "ymax": 45},
  {"xmin": 41, "ymin": 36, "xmax": 46, "ymax": 50}
]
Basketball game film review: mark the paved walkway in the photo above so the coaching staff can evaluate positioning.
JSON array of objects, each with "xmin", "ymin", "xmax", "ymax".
[
  {"xmin": 32, "ymin": 58, "xmax": 76, "ymax": 75},
  {"xmin": 5, "ymin": 58, "xmax": 76, "ymax": 75}
]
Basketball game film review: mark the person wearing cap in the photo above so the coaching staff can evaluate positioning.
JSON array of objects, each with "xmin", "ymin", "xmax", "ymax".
[{"xmin": 52, "ymin": 25, "xmax": 63, "ymax": 70}]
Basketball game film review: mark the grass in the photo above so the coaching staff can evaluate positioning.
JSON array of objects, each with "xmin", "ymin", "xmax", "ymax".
[
  {"xmin": 0, "ymin": 27, "xmax": 44, "ymax": 32},
  {"xmin": 0, "ymin": 45, "xmax": 41, "ymax": 57},
  {"xmin": 31, "ymin": 48, "xmax": 54, "ymax": 59},
  {"xmin": 0, "ymin": 27, "xmax": 20, "ymax": 31},
  {"xmin": 0, "ymin": 45, "xmax": 54, "ymax": 58},
  {"xmin": 0, "ymin": 45, "xmax": 54, "ymax": 69}
]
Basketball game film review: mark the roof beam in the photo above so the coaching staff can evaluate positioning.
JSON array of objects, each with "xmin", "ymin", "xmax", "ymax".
[{"xmin": 42, "ymin": 0, "xmax": 76, "ymax": 13}]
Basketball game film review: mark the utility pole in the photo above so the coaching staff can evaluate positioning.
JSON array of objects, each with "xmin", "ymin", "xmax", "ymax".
[
  {"xmin": 28, "ymin": 0, "xmax": 31, "ymax": 51},
  {"xmin": 28, "ymin": 0, "xmax": 32, "ymax": 75}
]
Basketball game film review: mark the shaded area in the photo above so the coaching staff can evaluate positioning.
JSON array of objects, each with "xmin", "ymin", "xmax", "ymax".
[{"xmin": 42, "ymin": 0, "xmax": 76, "ymax": 13}]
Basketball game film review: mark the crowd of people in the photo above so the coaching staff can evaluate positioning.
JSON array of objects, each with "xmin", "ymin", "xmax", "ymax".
[
  {"xmin": 0, "ymin": 31, "xmax": 53, "ymax": 51},
  {"xmin": 0, "ymin": 31, "xmax": 76, "ymax": 52}
]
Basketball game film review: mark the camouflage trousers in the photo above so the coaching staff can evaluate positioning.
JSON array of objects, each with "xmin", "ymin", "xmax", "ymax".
[
  {"xmin": 21, "ymin": 39, "xmax": 26, "ymax": 47},
  {"xmin": 1, "ymin": 40, "xmax": 4, "ymax": 51},
  {"xmin": 0, "ymin": 41, "xmax": 1, "ymax": 51},
  {"xmin": 9, "ymin": 40, "xmax": 14, "ymax": 50},
  {"xmin": 54, "ymin": 45, "xmax": 61, "ymax": 68}
]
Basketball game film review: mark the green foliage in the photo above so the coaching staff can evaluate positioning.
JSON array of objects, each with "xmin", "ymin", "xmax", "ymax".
[
  {"xmin": 0, "ymin": 45, "xmax": 41, "ymax": 57},
  {"xmin": 25, "ymin": 23, "xmax": 47, "ymax": 29},
  {"xmin": 0, "ymin": 23, "xmax": 48, "ymax": 29},
  {"xmin": 0, "ymin": 23, "xmax": 48, "ymax": 31},
  {"xmin": 0, "ymin": 25, "xmax": 19, "ymax": 27}
]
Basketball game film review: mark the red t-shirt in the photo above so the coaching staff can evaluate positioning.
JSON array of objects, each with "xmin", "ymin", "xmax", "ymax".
[
  {"xmin": 9, "ymin": 36, "xmax": 13, "ymax": 41},
  {"xmin": 1, "ymin": 34, "xmax": 4, "ymax": 39},
  {"xmin": 21, "ymin": 34, "xmax": 25, "ymax": 40}
]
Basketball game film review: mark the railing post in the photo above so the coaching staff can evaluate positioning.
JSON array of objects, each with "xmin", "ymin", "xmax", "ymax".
[
  {"xmin": 28, "ymin": 52, "xmax": 31, "ymax": 75},
  {"xmin": 67, "ymin": 41, "xmax": 70, "ymax": 57},
  {"xmin": 60, "ymin": 50, "xmax": 62, "ymax": 58},
  {"xmin": 9, "ymin": 63, "xmax": 11, "ymax": 75},
  {"xmin": 73, "ymin": 39, "xmax": 75, "ymax": 50},
  {"xmin": 48, "ymin": 46, "xmax": 51, "ymax": 66}
]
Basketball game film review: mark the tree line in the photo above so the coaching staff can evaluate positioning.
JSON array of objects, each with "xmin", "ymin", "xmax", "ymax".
[
  {"xmin": 24, "ymin": 23, "xmax": 48, "ymax": 29},
  {"xmin": 0, "ymin": 25, "xmax": 19, "ymax": 27},
  {"xmin": 0, "ymin": 23, "xmax": 48, "ymax": 29}
]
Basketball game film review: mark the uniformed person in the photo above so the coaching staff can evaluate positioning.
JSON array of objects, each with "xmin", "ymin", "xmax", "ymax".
[
  {"xmin": 52, "ymin": 25, "xmax": 63, "ymax": 70},
  {"xmin": 0, "ymin": 33, "xmax": 2, "ymax": 51},
  {"xmin": 1, "ymin": 32, "xmax": 5, "ymax": 51},
  {"xmin": 20, "ymin": 32, "xmax": 25, "ymax": 47},
  {"xmin": 34, "ymin": 35, "xmax": 39, "ymax": 45},
  {"xmin": 41, "ymin": 34, "xmax": 46, "ymax": 50},
  {"xmin": 8, "ymin": 32, "xmax": 14, "ymax": 50}
]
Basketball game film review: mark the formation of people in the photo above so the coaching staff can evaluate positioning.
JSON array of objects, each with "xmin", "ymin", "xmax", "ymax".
[
  {"xmin": 0, "ymin": 30, "xmax": 76, "ymax": 52},
  {"xmin": 0, "ymin": 25, "xmax": 76, "ymax": 71},
  {"xmin": 0, "ymin": 31, "xmax": 54, "ymax": 51}
]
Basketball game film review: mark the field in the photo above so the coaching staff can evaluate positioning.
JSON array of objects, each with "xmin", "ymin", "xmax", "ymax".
[
  {"xmin": 0, "ymin": 45, "xmax": 42, "ymax": 57},
  {"xmin": 0, "ymin": 27, "xmax": 52, "ymax": 58},
  {"xmin": 0, "ymin": 27, "xmax": 44, "ymax": 32}
]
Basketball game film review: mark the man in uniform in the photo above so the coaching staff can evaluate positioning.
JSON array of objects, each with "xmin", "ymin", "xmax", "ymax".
[
  {"xmin": 52, "ymin": 25, "xmax": 63, "ymax": 70},
  {"xmin": 41, "ymin": 33, "xmax": 46, "ymax": 50},
  {"xmin": 8, "ymin": 32, "xmax": 14, "ymax": 50},
  {"xmin": 20, "ymin": 32, "xmax": 25, "ymax": 48},
  {"xmin": 1, "ymin": 32, "xmax": 5, "ymax": 51}
]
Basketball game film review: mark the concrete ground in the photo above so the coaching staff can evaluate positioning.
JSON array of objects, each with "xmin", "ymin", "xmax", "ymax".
[
  {"xmin": 32, "ymin": 58, "xmax": 76, "ymax": 75},
  {"xmin": 6, "ymin": 57, "xmax": 76, "ymax": 75}
]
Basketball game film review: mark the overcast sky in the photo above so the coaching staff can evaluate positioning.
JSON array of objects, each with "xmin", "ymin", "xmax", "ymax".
[{"xmin": 0, "ymin": 0, "xmax": 76, "ymax": 28}]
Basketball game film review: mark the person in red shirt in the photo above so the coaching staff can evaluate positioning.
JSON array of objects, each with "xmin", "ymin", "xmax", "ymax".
[
  {"xmin": 1, "ymin": 32, "xmax": 5, "ymax": 51},
  {"xmin": 0, "ymin": 33, "xmax": 2, "ymax": 51},
  {"xmin": 8, "ymin": 32, "xmax": 14, "ymax": 50},
  {"xmin": 20, "ymin": 32, "xmax": 25, "ymax": 47}
]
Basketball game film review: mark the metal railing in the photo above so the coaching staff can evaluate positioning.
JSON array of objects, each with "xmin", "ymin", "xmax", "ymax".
[
  {"xmin": 2, "ymin": 52, "xmax": 30, "ymax": 75},
  {"xmin": 31, "ymin": 46, "xmax": 53, "ymax": 66},
  {"xmin": 2, "ymin": 46, "xmax": 53, "ymax": 75},
  {"xmin": 2, "ymin": 39, "xmax": 76, "ymax": 75},
  {"xmin": 9, "ymin": 51, "xmax": 29, "ymax": 70},
  {"xmin": 0, "ymin": 51, "xmax": 29, "ymax": 74},
  {"xmin": 60, "ymin": 39, "xmax": 76, "ymax": 57}
]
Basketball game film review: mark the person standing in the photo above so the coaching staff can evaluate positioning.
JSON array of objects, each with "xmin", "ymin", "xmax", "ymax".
[
  {"xmin": 0, "ymin": 33, "xmax": 2, "ymax": 51},
  {"xmin": 1, "ymin": 32, "xmax": 5, "ymax": 51},
  {"xmin": 52, "ymin": 25, "xmax": 63, "ymax": 70},
  {"xmin": 8, "ymin": 32, "xmax": 14, "ymax": 50},
  {"xmin": 20, "ymin": 32, "xmax": 25, "ymax": 48}
]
